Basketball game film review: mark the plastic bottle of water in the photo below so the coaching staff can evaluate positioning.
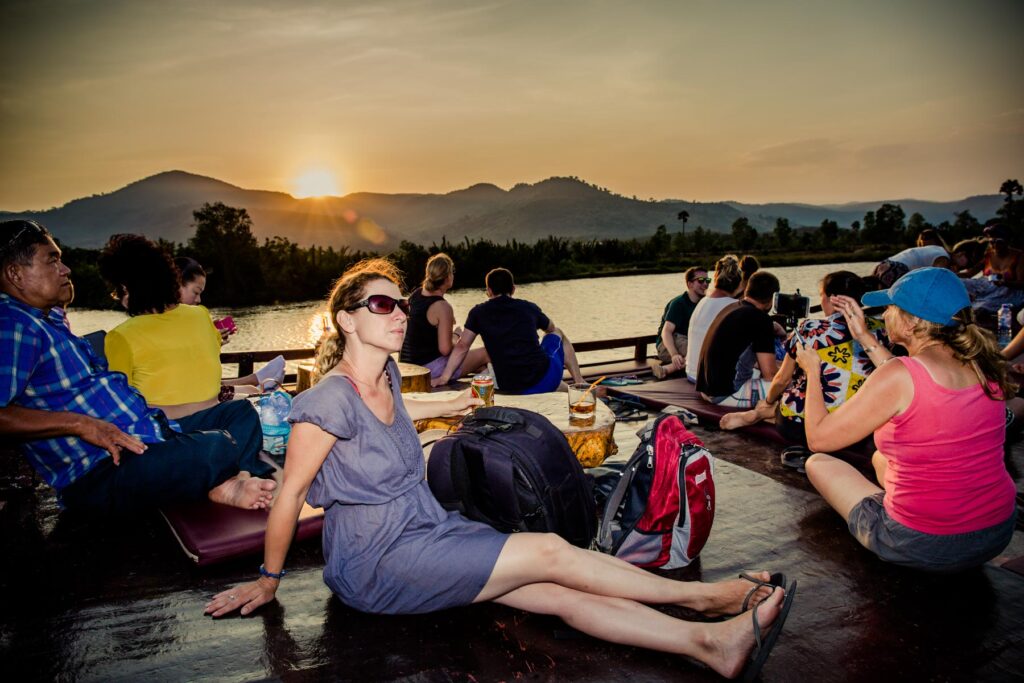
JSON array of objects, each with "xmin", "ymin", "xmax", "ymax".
[
  {"xmin": 997, "ymin": 304, "xmax": 1013, "ymax": 348},
  {"xmin": 258, "ymin": 390, "xmax": 293, "ymax": 456}
]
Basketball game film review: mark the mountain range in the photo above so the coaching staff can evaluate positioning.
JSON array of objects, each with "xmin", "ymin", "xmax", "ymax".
[{"xmin": 0, "ymin": 171, "xmax": 1004, "ymax": 250}]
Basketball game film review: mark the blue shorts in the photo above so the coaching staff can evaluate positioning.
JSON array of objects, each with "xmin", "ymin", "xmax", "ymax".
[{"xmin": 520, "ymin": 334, "xmax": 565, "ymax": 395}]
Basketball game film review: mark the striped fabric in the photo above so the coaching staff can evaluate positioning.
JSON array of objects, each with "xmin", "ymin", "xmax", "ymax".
[{"xmin": 0, "ymin": 294, "xmax": 172, "ymax": 490}]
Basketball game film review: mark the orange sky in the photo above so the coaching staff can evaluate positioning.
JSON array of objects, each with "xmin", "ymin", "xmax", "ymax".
[{"xmin": 1, "ymin": 0, "xmax": 1021, "ymax": 211}]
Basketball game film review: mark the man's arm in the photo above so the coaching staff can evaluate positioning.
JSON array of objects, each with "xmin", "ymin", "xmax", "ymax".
[
  {"xmin": 0, "ymin": 405, "xmax": 146, "ymax": 464},
  {"xmin": 431, "ymin": 329, "xmax": 477, "ymax": 387},
  {"xmin": 660, "ymin": 321, "xmax": 684, "ymax": 370},
  {"xmin": 756, "ymin": 352, "xmax": 779, "ymax": 381}
]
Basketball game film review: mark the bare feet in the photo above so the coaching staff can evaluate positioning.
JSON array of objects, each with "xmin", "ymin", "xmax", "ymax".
[
  {"xmin": 208, "ymin": 471, "xmax": 277, "ymax": 510},
  {"xmin": 648, "ymin": 359, "xmax": 668, "ymax": 380},
  {"xmin": 719, "ymin": 410, "xmax": 760, "ymax": 430},
  {"xmin": 696, "ymin": 572, "xmax": 775, "ymax": 617},
  {"xmin": 700, "ymin": 588, "xmax": 785, "ymax": 679}
]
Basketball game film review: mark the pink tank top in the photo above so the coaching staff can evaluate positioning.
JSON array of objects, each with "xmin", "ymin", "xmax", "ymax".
[{"xmin": 873, "ymin": 356, "xmax": 1015, "ymax": 535}]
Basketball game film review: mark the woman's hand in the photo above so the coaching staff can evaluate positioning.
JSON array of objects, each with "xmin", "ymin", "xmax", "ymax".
[
  {"xmin": 830, "ymin": 295, "xmax": 869, "ymax": 339},
  {"xmin": 794, "ymin": 341, "xmax": 820, "ymax": 376},
  {"xmin": 204, "ymin": 577, "xmax": 278, "ymax": 617},
  {"xmin": 442, "ymin": 389, "xmax": 483, "ymax": 415}
]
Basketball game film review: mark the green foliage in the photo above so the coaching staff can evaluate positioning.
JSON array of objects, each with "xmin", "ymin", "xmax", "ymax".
[
  {"xmin": 773, "ymin": 217, "xmax": 793, "ymax": 248},
  {"xmin": 819, "ymin": 219, "xmax": 839, "ymax": 247},
  {"xmin": 731, "ymin": 217, "xmax": 758, "ymax": 251},
  {"xmin": 997, "ymin": 178, "xmax": 1023, "ymax": 235}
]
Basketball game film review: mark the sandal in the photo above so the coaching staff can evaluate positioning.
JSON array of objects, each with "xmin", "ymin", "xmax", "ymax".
[
  {"xmin": 780, "ymin": 446, "xmax": 811, "ymax": 473},
  {"xmin": 738, "ymin": 571, "xmax": 788, "ymax": 612},
  {"xmin": 742, "ymin": 580, "xmax": 798, "ymax": 682}
]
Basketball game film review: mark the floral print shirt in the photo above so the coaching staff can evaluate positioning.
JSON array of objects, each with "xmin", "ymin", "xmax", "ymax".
[{"xmin": 780, "ymin": 312, "xmax": 889, "ymax": 421}]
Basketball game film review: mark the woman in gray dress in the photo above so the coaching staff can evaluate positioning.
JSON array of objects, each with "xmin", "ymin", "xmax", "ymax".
[{"xmin": 206, "ymin": 258, "xmax": 795, "ymax": 679}]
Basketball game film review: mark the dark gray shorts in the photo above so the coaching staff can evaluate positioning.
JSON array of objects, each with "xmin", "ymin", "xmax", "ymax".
[{"xmin": 847, "ymin": 492, "xmax": 1015, "ymax": 573}]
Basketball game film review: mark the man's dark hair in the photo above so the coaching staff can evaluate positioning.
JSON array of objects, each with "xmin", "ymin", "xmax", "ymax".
[
  {"xmin": 822, "ymin": 270, "xmax": 865, "ymax": 302},
  {"xmin": 485, "ymin": 267, "xmax": 515, "ymax": 296},
  {"xmin": 745, "ymin": 271, "xmax": 780, "ymax": 304},
  {"xmin": 175, "ymin": 257, "xmax": 206, "ymax": 284},
  {"xmin": 684, "ymin": 266, "xmax": 708, "ymax": 282},
  {"xmin": 98, "ymin": 234, "xmax": 180, "ymax": 316},
  {"xmin": 0, "ymin": 220, "xmax": 52, "ymax": 271}
]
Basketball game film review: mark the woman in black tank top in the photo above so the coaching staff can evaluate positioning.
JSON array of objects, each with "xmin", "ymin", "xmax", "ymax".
[{"xmin": 399, "ymin": 253, "xmax": 489, "ymax": 378}]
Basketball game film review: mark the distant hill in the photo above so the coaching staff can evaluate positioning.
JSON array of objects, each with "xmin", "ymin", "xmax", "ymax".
[{"xmin": 0, "ymin": 171, "xmax": 1004, "ymax": 249}]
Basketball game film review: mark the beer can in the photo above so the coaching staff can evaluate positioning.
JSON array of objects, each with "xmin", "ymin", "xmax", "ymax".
[{"xmin": 471, "ymin": 374, "xmax": 495, "ymax": 406}]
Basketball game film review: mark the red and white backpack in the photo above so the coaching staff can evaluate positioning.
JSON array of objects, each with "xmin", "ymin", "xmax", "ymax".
[{"xmin": 596, "ymin": 414, "xmax": 715, "ymax": 568}]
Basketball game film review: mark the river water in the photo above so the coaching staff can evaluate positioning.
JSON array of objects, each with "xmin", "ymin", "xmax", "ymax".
[{"xmin": 67, "ymin": 262, "xmax": 875, "ymax": 366}]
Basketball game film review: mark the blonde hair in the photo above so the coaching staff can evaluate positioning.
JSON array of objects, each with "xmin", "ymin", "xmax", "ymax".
[
  {"xmin": 902, "ymin": 307, "xmax": 1016, "ymax": 401},
  {"xmin": 313, "ymin": 258, "xmax": 404, "ymax": 384},
  {"xmin": 712, "ymin": 254, "xmax": 743, "ymax": 293},
  {"xmin": 423, "ymin": 252, "xmax": 454, "ymax": 291}
]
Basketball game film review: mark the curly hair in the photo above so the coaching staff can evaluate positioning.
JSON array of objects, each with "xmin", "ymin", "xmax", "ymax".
[
  {"xmin": 313, "ymin": 258, "xmax": 405, "ymax": 384},
  {"xmin": 98, "ymin": 234, "xmax": 180, "ymax": 316}
]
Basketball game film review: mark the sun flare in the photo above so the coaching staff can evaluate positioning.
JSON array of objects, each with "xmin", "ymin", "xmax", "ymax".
[{"xmin": 292, "ymin": 169, "xmax": 341, "ymax": 198}]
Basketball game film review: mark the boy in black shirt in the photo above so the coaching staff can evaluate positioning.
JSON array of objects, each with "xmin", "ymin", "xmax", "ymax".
[
  {"xmin": 696, "ymin": 271, "xmax": 781, "ymax": 407},
  {"xmin": 434, "ymin": 268, "xmax": 584, "ymax": 393}
]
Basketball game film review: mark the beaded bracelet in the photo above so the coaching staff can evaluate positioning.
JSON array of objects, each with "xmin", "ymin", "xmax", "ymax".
[{"xmin": 259, "ymin": 564, "xmax": 287, "ymax": 580}]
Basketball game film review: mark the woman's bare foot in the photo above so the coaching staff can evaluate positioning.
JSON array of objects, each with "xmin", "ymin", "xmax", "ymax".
[
  {"xmin": 695, "ymin": 571, "xmax": 775, "ymax": 617},
  {"xmin": 719, "ymin": 410, "xmax": 761, "ymax": 430},
  {"xmin": 698, "ymin": 588, "xmax": 785, "ymax": 678},
  {"xmin": 208, "ymin": 471, "xmax": 277, "ymax": 509}
]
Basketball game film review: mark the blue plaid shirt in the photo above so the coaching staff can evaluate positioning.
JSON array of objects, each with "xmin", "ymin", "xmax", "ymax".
[{"xmin": 0, "ymin": 293, "xmax": 173, "ymax": 490}]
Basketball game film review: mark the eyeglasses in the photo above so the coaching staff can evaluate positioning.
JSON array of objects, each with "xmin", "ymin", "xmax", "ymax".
[
  {"xmin": 2, "ymin": 220, "xmax": 44, "ymax": 253},
  {"xmin": 691, "ymin": 277, "xmax": 712, "ymax": 285},
  {"xmin": 347, "ymin": 294, "xmax": 410, "ymax": 315}
]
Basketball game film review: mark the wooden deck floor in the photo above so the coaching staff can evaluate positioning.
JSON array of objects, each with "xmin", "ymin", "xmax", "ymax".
[{"xmin": 2, "ymin": 413, "xmax": 1023, "ymax": 682}]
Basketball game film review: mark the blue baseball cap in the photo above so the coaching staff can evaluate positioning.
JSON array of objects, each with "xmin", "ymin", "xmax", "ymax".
[{"xmin": 861, "ymin": 267, "xmax": 970, "ymax": 326}]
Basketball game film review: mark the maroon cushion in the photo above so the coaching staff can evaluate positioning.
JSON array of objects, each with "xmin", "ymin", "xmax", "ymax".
[{"xmin": 160, "ymin": 500, "xmax": 323, "ymax": 566}]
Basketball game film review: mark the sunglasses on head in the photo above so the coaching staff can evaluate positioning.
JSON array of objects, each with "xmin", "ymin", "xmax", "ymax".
[
  {"xmin": 347, "ymin": 294, "xmax": 410, "ymax": 315},
  {"xmin": 2, "ymin": 220, "xmax": 45, "ymax": 253}
]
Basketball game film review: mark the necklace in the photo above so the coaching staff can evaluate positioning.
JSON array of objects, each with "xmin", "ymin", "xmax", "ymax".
[{"xmin": 338, "ymin": 358, "xmax": 393, "ymax": 392}]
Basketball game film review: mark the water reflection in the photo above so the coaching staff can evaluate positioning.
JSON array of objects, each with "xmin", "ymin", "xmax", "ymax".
[{"xmin": 67, "ymin": 263, "xmax": 875, "ymax": 357}]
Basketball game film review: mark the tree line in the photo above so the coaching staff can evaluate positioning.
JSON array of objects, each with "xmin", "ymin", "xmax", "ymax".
[{"xmin": 62, "ymin": 178, "xmax": 1023, "ymax": 310}]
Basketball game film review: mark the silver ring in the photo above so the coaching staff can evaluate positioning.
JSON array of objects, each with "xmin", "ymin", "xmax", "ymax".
[{"xmin": 229, "ymin": 594, "xmax": 237, "ymax": 600}]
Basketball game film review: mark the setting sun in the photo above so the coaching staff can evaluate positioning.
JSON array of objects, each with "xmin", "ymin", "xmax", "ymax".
[{"xmin": 292, "ymin": 169, "xmax": 341, "ymax": 198}]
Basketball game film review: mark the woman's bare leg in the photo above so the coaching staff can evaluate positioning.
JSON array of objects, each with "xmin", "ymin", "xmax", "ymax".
[
  {"xmin": 493, "ymin": 581, "xmax": 785, "ymax": 679},
  {"xmin": 475, "ymin": 534, "xmax": 774, "ymax": 616},
  {"xmin": 805, "ymin": 453, "xmax": 883, "ymax": 522}
]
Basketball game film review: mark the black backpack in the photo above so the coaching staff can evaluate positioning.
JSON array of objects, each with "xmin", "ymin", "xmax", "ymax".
[{"xmin": 427, "ymin": 406, "xmax": 597, "ymax": 548}]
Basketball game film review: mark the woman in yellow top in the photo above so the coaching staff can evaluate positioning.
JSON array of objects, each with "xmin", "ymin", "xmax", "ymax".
[{"xmin": 100, "ymin": 235, "xmax": 235, "ymax": 419}]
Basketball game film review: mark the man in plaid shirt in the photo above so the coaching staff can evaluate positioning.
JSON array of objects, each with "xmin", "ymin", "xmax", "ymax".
[{"xmin": 0, "ymin": 220, "xmax": 276, "ymax": 514}]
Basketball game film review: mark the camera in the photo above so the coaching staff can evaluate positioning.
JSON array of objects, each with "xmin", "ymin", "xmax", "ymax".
[{"xmin": 772, "ymin": 291, "xmax": 810, "ymax": 330}]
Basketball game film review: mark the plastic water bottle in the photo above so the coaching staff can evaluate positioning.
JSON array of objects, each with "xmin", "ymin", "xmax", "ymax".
[
  {"xmin": 997, "ymin": 304, "xmax": 1013, "ymax": 348},
  {"xmin": 257, "ymin": 389, "xmax": 293, "ymax": 456}
]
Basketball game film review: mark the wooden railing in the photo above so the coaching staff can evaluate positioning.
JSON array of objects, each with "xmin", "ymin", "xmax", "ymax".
[{"xmin": 219, "ymin": 334, "xmax": 659, "ymax": 380}]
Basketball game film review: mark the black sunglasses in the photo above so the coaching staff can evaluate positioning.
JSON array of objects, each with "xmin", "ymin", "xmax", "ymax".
[
  {"xmin": 691, "ymin": 277, "xmax": 712, "ymax": 284},
  {"xmin": 347, "ymin": 294, "xmax": 410, "ymax": 315}
]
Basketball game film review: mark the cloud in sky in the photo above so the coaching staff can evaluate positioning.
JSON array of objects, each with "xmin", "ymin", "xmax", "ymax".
[{"xmin": 1, "ymin": 0, "xmax": 1021, "ymax": 209}]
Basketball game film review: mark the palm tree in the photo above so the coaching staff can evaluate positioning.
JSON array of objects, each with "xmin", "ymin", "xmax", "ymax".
[{"xmin": 677, "ymin": 210, "xmax": 690, "ymax": 244}]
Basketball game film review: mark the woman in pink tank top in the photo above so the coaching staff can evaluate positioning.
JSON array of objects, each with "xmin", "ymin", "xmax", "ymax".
[{"xmin": 793, "ymin": 268, "xmax": 1016, "ymax": 572}]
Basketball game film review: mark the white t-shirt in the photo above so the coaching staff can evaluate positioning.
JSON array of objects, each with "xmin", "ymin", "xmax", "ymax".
[
  {"xmin": 685, "ymin": 295, "xmax": 738, "ymax": 381},
  {"xmin": 889, "ymin": 246, "xmax": 949, "ymax": 270}
]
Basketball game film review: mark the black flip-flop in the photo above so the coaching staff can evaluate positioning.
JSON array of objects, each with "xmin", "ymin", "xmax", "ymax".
[
  {"xmin": 780, "ymin": 446, "xmax": 811, "ymax": 473},
  {"xmin": 738, "ymin": 571, "xmax": 788, "ymax": 612},
  {"xmin": 742, "ymin": 581, "xmax": 797, "ymax": 683}
]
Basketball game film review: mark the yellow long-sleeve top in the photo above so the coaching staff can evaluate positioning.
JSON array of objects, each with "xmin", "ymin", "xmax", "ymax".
[{"xmin": 105, "ymin": 304, "xmax": 222, "ymax": 406}]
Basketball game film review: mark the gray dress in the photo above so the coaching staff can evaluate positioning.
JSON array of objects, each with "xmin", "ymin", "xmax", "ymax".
[{"xmin": 289, "ymin": 359, "xmax": 509, "ymax": 614}]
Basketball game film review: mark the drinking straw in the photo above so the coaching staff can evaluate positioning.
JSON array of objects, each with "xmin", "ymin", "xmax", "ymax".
[{"xmin": 582, "ymin": 376, "xmax": 606, "ymax": 402}]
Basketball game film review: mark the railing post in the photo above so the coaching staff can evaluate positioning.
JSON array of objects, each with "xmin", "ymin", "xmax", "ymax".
[
  {"xmin": 238, "ymin": 353, "xmax": 255, "ymax": 378},
  {"xmin": 634, "ymin": 340, "xmax": 646, "ymax": 363}
]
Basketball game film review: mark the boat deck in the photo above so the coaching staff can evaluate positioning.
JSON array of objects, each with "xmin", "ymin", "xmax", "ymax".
[{"xmin": 3, "ymin": 408, "xmax": 1023, "ymax": 682}]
